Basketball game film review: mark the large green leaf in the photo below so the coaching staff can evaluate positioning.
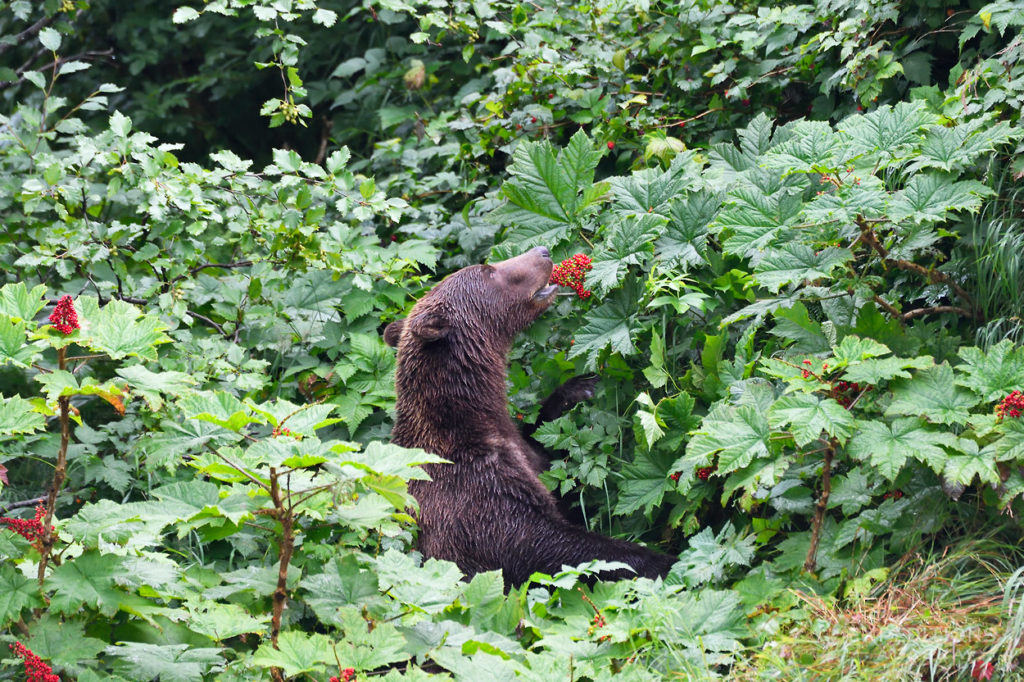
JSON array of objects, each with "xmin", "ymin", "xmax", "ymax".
[
  {"xmin": 46, "ymin": 550, "xmax": 126, "ymax": 616},
  {"xmin": 0, "ymin": 282, "xmax": 47, "ymax": 322},
  {"xmin": 957, "ymin": 340, "xmax": 1024, "ymax": 401},
  {"xmin": 684, "ymin": 404, "xmax": 771, "ymax": 474},
  {"xmin": 107, "ymin": 643, "xmax": 223, "ymax": 682},
  {"xmin": 566, "ymin": 299, "xmax": 637, "ymax": 369},
  {"xmin": 753, "ymin": 244, "xmax": 851, "ymax": 293},
  {"xmin": 0, "ymin": 315, "xmax": 38, "ymax": 367},
  {"xmin": 0, "ymin": 563, "xmax": 43, "ymax": 621},
  {"xmin": 886, "ymin": 363, "xmax": 980, "ymax": 425},
  {"xmin": 116, "ymin": 364, "xmax": 196, "ymax": 411},
  {"xmin": 887, "ymin": 173, "xmax": 993, "ymax": 224},
  {"xmin": 847, "ymin": 417, "xmax": 957, "ymax": 480},
  {"xmin": 768, "ymin": 393, "xmax": 855, "ymax": 446},
  {"xmin": 76, "ymin": 297, "xmax": 171, "ymax": 361},
  {"xmin": 842, "ymin": 101, "xmax": 938, "ymax": 162},
  {"xmin": 0, "ymin": 395, "xmax": 46, "ymax": 435}
]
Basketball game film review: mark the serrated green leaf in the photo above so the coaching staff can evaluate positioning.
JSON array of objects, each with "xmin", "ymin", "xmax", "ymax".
[
  {"xmin": 26, "ymin": 615, "xmax": 108, "ymax": 669},
  {"xmin": 957, "ymin": 340, "xmax": 1024, "ymax": 401},
  {"xmin": 76, "ymin": 297, "xmax": 170, "ymax": 361},
  {"xmin": 106, "ymin": 642, "xmax": 223, "ymax": 682},
  {"xmin": 769, "ymin": 302, "xmax": 830, "ymax": 353},
  {"xmin": 566, "ymin": 299, "xmax": 636, "ymax": 370},
  {"xmin": 753, "ymin": 245, "xmax": 851, "ymax": 293},
  {"xmin": 608, "ymin": 151, "xmax": 698, "ymax": 217},
  {"xmin": 843, "ymin": 101, "xmax": 939, "ymax": 161},
  {"xmin": 186, "ymin": 602, "xmax": 271, "ymax": 641},
  {"xmin": 46, "ymin": 550, "xmax": 125, "ymax": 616},
  {"xmin": 887, "ymin": 173, "xmax": 993, "ymax": 224},
  {"xmin": 886, "ymin": 363, "xmax": 980, "ymax": 425},
  {"xmin": 994, "ymin": 418, "xmax": 1024, "ymax": 462},
  {"xmin": 715, "ymin": 184, "xmax": 802, "ymax": 256},
  {"xmin": 614, "ymin": 449, "xmax": 671, "ymax": 515},
  {"xmin": 180, "ymin": 390, "xmax": 261, "ymax": 432},
  {"xmin": 0, "ymin": 395, "xmax": 46, "ymax": 435},
  {"xmin": 686, "ymin": 404, "xmax": 771, "ymax": 474},
  {"xmin": 301, "ymin": 555, "xmax": 382, "ymax": 627},
  {"xmin": 0, "ymin": 282, "xmax": 47, "ymax": 321},
  {"xmin": 115, "ymin": 364, "xmax": 196, "ymax": 411},
  {"xmin": 656, "ymin": 190, "xmax": 717, "ymax": 267},
  {"xmin": 847, "ymin": 418, "xmax": 956, "ymax": 480},
  {"xmin": 943, "ymin": 440, "xmax": 1000, "ymax": 487},
  {"xmin": 768, "ymin": 393, "xmax": 855, "ymax": 446},
  {"xmin": 0, "ymin": 315, "xmax": 39, "ymax": 367},
  {"xmin": 831, "ymin": 336, "xmax": 891, "ymax": 364},
  {"xmin": 0, "ymin": 563, "xmax": 42, "ymax": 621},
  {"xmin": 840, "ymin": 355, "xmax": 934, "ymax": 384}
]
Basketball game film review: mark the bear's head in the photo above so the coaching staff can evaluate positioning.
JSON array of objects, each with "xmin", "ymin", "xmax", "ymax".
[{"xmin": 384, "ymin": 246, "xmax": 556, "ymax": 353}]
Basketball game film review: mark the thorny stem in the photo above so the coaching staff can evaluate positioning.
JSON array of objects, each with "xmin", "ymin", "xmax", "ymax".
[
  {"xmin": 268, "ymin": 467, "xmax": 295, "ymax": 682},
  {"xmin": 804, "ymin": 442, "xmax": 835, "ymax": 574},
  {"xmin": 37, "ymin": 346, "xmax": 69, "ymax": 583}
]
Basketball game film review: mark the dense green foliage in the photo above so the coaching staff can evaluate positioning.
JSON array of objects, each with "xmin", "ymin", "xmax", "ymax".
[{"xmin": 2, "ymin": 0, "xmax": 1024, "ymax": 679}]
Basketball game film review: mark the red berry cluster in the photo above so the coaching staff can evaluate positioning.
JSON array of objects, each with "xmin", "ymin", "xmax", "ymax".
[
  {"xmin": 996, "ymin": 390, "xmax": 1024, "ymax": 420},
  {"xmin": 549, "ymin": 253, "xmax": 593, "ymax": 299},
  {"xmin": 696, "ymin": 465, "xmax": 717, "ymax": 480},
  {"xmin": 48, "ymin": 295, "xmax": 79, "ymax": 335},
  {"xmin": 271, "ymin": 427, "xmax": 301, "ymax": 440},
  {"xmin": 329, "ymin": 668, "xmax": 355, "ymax": 682},
  {"xmin": 0, "ymin": 505, "xmax": 50, "ymax": 544},
  {"xmin": 9, "ymin": 642, "xmax": 59, "ymax": 682},
  {"xmin": 881, "ymin": 490, "xmax": 904, "ymax": 500},
  {"xmin": 831, "ymin": 380, "xmax": 869, "ymax": 408},
  {"xmin": 669, "ymin": 472, "xmax": 681, "ymax": 482}
]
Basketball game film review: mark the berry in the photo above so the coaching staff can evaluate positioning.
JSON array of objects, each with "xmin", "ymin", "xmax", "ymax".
[
  {"xmin": 48, "ymin": 295, "xmax": 79, "ymax": 335},
  {"xmin": 549, "ymin": 253, "xmax": 593, "ymax": 299},
  {"xmin": 0, "ymin": 505, "xmax": 51, "ymax": 544},
  {"xmin": 696, "ymin": 465, "xmax": 716, "ymax": 480},
  {"xmin": 547, "ymin": 93, "xmax": 554, "ymax": 99},
  {"xmin": 9, "ymin": 642, "xmax": 60, "ymax": 682},
  {"xmin": 669, "ymin": 472, "xmax": 681, "ymax": 482},
  {"xmin": 531, "ymin": 117, "xmax": 537, "ymax": 123},
  {"xmin": 607, "ymin": 141, "xmax": 615, "ymax": 149},
  {"xmin": 996, "ymin": 390, "xmax": 1024, "ymax": 420}
]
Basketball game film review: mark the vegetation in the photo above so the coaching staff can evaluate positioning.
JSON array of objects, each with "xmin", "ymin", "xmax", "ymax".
[{"xmin": 1, "ymin": 0, "xmax": 1024, "ymax": 679}]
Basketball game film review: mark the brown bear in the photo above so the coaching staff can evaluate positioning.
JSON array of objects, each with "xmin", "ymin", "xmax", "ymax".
[{"xmin": 383, "ymin": 245, "xmax": 676, "ymax": 587}]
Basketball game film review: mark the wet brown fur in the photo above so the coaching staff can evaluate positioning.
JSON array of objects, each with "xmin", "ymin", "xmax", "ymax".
[{"xmin": 384, "ymin": 247, "xmax": 675, "ymax": 587}]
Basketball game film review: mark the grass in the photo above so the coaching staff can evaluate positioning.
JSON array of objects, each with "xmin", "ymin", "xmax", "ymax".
[{"xmin": 730, "ymin": 535, "xmax": 1024, "ymax": 681}]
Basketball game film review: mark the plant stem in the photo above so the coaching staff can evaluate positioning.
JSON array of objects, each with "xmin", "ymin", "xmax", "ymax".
[
  {"xmin": 37, "ymin": 346, "xmax": 69, "ymax": 583},
  {"xmin": 804, "ymin": 442, "xmax": 835, "ymax": 574},
  {"xmin": 268, "ymin": 467, "xmax": 295, "ymax": 682}
]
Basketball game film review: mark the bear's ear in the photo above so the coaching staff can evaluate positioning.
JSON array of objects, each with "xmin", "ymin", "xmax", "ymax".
[
  {"xmin": 383, "ymin": 319, "xmax": 405, "ymax": 347},
  {"xmin": 407, "ymin": 310, "xmax": 450, "ymax": 343}
]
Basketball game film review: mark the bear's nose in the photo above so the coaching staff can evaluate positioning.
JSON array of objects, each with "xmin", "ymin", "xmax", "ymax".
[{"xmin": 532, "ymin": 246, "xmax": 551, "ymax": 259}]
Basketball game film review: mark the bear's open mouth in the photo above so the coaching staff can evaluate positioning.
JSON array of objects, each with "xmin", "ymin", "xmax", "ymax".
[{"xmin": 532, "ymin": 284, "xmax": 558, "ymax": 302}]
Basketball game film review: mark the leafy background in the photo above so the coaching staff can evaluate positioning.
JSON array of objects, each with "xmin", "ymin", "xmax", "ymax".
[{"xmin": 2, "ymin": 0, "xmax": 1024, "ymax": 679}]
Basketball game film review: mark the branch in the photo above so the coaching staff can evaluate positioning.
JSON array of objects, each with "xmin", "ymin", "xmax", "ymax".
[
  {"xmin": 0, "ymin": 15, "xmax": 57, "ymax": 57},
  {"xmin": 38, "ymin": 347, "xmax": 70, "ymax": 583},
  {"xmin": 856, "ymin": 215, "xmax": 977, "ymax": 313},
  {"xmin": 804, "ymin": 442, "xmax": 835, "ymax": 574},
  {"xmin": 0, "ymin": 495, "xmax": 48, "ymax": 513},
  {"xmin": 170, "ymin": 261, "xmax": 254, "ymax": 285},
  {"xmin": 900, "ymin": 305, "xmax": 975, "ymax": 321}
]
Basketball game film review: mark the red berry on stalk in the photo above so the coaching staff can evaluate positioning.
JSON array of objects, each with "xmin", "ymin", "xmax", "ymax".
[
  {"xmin": 48, "ymin": 295, "xmax": 79, "ymax": 335},
  {"xmin": 9, "ymin": 642, "xmax": 60, "ymax": 682},
  {"xmin": 996, "ymin": 390, "xmax": 1024, "ymax": 420},
  {"xmin": 607, "ymin": 141, "xmax": 615, "ymax": 149},
  {"xmin": 549, "ymin": 253, "xmax": 593, "ymax": 299}
]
